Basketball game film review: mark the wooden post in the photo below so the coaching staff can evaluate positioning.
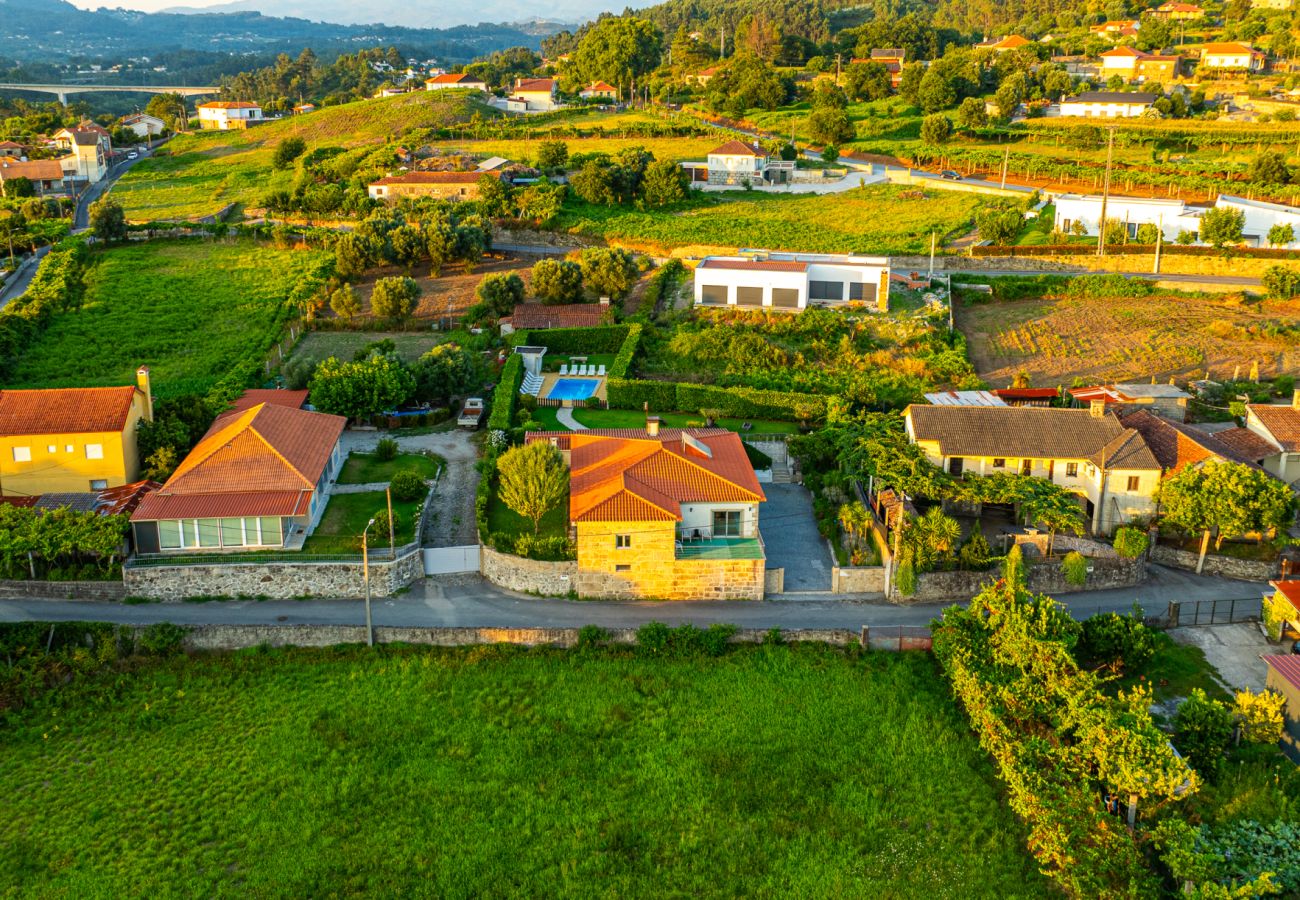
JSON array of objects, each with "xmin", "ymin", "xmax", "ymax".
[
  {"xmin": 1126, "ymin": 794, "xmax": 1137, "ymax": 830},
  {"xmin": 387, "ymin": 487, "xmax": 395, "ymax": 556}
]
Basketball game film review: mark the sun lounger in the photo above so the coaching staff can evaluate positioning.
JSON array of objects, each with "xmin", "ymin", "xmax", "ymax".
[
  {"xmin": 559, "ymin": 364, "xmax": 568, "ymax": 375},
  {"xmin": 597, "ymin": 365, "xmax": 606, "ymax": 376}
]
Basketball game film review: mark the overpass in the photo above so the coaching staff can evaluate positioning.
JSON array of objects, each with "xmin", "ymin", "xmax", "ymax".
[{"xmin": 0, "ymin": 83, "xmax": 220, "ymax": 104}]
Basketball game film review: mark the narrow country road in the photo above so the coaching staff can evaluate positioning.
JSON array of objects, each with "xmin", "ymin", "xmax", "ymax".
[
  {"xmin": 0, "ymin": 245, "xmax": 50, "ymax": 309},
  {"xmin": 0, "ymin": 566, "xmax": 1262, "ymax": 630}
]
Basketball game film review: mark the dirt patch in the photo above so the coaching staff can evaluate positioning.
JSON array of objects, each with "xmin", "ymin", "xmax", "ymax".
[
  {"xmin": 335, "ymin": 256, "xmax": 535, "ymax": 325},
  {"xmin": 292, "ymin": 331, "xmax": 445, "ymax": 364},
  {"xmin": 957, "ymin": 294, "xmax": 1300, "ymax": 388}
]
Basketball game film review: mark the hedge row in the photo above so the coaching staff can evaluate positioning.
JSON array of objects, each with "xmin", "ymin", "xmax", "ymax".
[
  {"xmin": 0, "ymin": 237, "xmax": 88, "ymax": 376},
  {"xmin": 517, "ymin": 324, "xmax": 631, "ymax": 355},
  {"xmin": 607, "ymin": 378, "xmax": 826, "ymax": 421},
  {"xmin": 488, "ymin": 354, "xmax": 523, "ymax": 431},
  {"xmin": 973, "ymin": 243, "xmax": 1300, "ymax": 260},
  {"xmin": 607, "ymin": 323, "xmax": 642, "ymax": 379}
]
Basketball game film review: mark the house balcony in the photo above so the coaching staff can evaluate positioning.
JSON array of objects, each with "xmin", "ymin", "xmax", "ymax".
[{"xmin": 675, "ymin": 526, "xmax": 765, "ymax": 561}]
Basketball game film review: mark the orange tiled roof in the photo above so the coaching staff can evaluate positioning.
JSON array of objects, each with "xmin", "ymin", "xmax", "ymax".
[
  {"xmin": 132, "ymin": 403, "xmax": 345, "ymax": 522},
  {"xmin": 198, "ymin": 101, "xmax": 260, "ymax": 109},
  {"xmin": 1121, "ymin": 410, "xmax": 1268, "ymax": 473},
  {"xmin": 709, "ymin": 139, "xmax": 764, "ymax": 157},
  {"xmin": 1247, "ymin": 404, "xmax": 1300, "ymax": 451},
  {"xmin": 515, "ymin": 78, "xmax": 557, "ymax": 92},
  {"xmin": 0, "ymin": 159, "xmax": 64, "ymax": 181},
  {"xmin": 507, "ymin": 303, "xmax": 609, "ymax": 329},
  {"xmin": 585, "ymin": 81, "xmax": 617, "ymax": 92},
  {"xmin": 528, "ymin": 428, "xmax": 765, "ymax": 523},
  {"xmin": 224, "ymin": 389, "xmax": 309, "ymax": 415},
  {"xmin": 1201, "ymin": 42, "xmax": 1262, "ymax": 55},
  {"xmin": 1273, "ymin": 580, "xmax": 1300, "ymax": 614},
  {"xmin": 0, "ymin": 386, "xmax": 139, "ymax": 436},
  {"xmin": 986, "ymin": 35, "xmax": 1031, "ymax": 49},
  {"xmin": 427, "ymin": 73, "xmax": 482, "ymax": 85}
]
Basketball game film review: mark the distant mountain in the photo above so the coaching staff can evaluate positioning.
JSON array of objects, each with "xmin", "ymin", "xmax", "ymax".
[
  {"xmin": 155, "ymin": 0, "xmax": 603, "ymax": 30},
  {"xmin": 0, "ymin": 0, "xmax": 574, "ymax": 64}
]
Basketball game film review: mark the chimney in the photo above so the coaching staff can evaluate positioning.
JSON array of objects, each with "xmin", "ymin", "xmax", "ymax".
[
  {"xmin": 1089, "ymin": 399, "xmax": 1106, "ymax": 418},
  {"xmin": 136, "ymin": 366, "xmax": 153, "ymax": 422},
  {"xmin": 1293, "ymin": 389, "xmax": 1300, "ymax": 411},
  {"xmin": 646, "ymin": 415, "xmax": 661, "ymax": 437}
]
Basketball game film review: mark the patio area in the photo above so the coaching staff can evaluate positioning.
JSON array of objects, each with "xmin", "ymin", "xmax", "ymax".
[{"xmin": 676, "ymin": 536, "xmax": 765, "ymax": 560}]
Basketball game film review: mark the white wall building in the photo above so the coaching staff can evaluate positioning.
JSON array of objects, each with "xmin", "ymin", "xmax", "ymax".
[
  {"xmin": 1053, "ymin": 193, "xmax": 1300, "ymax": 247},
  {"xmin": 196, "ymin": 102, "xmax": 263, "ymax": 130},
  {"xmin": 693, "ymin": 252, "xmax": 891, "ymax": 312},
  {"xmin": 120, "ymin": 113, "xmax": 166, "ymax": 138},
  {"xmin": 1059, "ymin": 91, "xmax": 1158, "ymax": 118},
  {"xmin": 1217, "ymin": 195, "xmax": 1300, "ymax": 248}
]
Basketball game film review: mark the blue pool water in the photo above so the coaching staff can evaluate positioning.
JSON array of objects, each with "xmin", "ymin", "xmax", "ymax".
[{"xmin": 547, "ymin": 378, "xmax": 601, "ymax": 401}]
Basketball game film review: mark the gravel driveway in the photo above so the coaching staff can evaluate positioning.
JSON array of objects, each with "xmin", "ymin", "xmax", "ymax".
[{"xmin": 340, "ymin": 428, "xmax": 480, "ymax": 547}]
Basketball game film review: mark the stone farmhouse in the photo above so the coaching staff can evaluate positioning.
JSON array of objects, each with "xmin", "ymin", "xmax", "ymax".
[
  {"xmin": 527, "ymin": 423, "xmax": 767, "ymax": 600},
  {"xmin": 904, "ymin": 404, "xmax": 1162, "ymax": 534},
  {"xmin": 367, "ymin": 170, "xmax": 504, "ymax": 202}
]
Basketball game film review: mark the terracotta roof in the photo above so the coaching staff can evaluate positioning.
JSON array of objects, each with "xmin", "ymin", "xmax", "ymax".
[
  {"xmin": 708, "ymin": 139, "xmax": 764, "ymax": 157},
  {"xmin": 1158, "ymin": 2, "xmax": 1202, "ymax": 10},
  {"xmin": 0, "ymin": 140, "xmax": 24, "ymax": 149},
  {"xmin": 527, "ymin": 428, "xmax": 765, "ymax": 523},
  {"xmin": 986, "ymin": 35, "xmax": 1031, "ymax": 49},
  {"xmin": 1271, "ymin": 580, "xmax": 1300, "ymax": 613},
  {"xmin": 906, "ymin": 405, "xmax": 1160, "ymax": 469},
  {"xmin": 584, "ymin": 81, "xmax": 617, "ymax": 92},
  {"xmin": 1247, "ymin": 404, "xmax": 1300, "ymax": 451},
  {"xmin": 1200, "ymin": 42, "xmax": 1258, "ymax": 54},
  {"xmin": 198, "ymin": 101, "xmax": 260, "ymax": 109},
  {"xmin": 1121, "ymin": 410, "xmax": 1267, "ymax": 473},
  {"xmin": 0, "ymin": 386, "xmax": 139, "ymax": 436},
  {"xmin": 224, "ymin": 389, "xmax": 309, "ymax": 415},
  {"xmin": 697, "ymin": 258, "xmax": 806, "ymax": 273},
  {"xmin": 515, "ymin": 78, "xmax": 556, "ymax": 92},
  {"xmin": 1263, "ymin": 654, "xmax": 1300, "ymax": 692},
  {"xmin": 993, "ymin": 388, "xmax": 1059, "ymax": 400},
  {"xmin": 697, "ymin": 66, "xmax": 720, "ymax": 76},
  {"xmin": 507, "ymin": 303, "xmax": 608, "ymax": 330},
  {"xmin": 427, "ymin": 73, "xmax": 482, "ymax": 85},
  {"xmin": 132, "ymin": 403, "xmax": 344, "ymax": 522},
  {"xmin": 1102, "ymin": 47, "xmax": 1150, "ymax": 58},
  {"xmin": 96, "ymin": 479, "xmax": 161, "ymax": 516},
  {"xmin": 370, "ymin": 171, "xmax": 492, "ymax": 186},
  {"xmin": 0, "ymin": 159, "xmax": 64, "ymax": 181},
  {"xmin": 1212, "ymin": 427, "xmax": 1279, "ymax": 462}
]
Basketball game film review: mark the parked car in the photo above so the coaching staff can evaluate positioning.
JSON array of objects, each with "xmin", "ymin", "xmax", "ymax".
[
  {"xmin": 127, "ymin": 152, "xmax": 138, "ymax": 160},
  {"xmin": 939, "ymin": 170, "xmax": 962, "ymax": 181},
  {"xmin": 458, "ymin": 397, "xmax": 486, "ymax": 429}
]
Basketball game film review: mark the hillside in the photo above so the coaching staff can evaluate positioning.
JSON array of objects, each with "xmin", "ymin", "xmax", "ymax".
[{"xmin": 109, "ymin": 91, "xmax": 491, "ymax": 220}]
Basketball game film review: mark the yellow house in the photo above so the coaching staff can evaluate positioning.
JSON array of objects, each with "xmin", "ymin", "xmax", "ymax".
[
  {"xmin": 0, "ymin": 368, "xmax": 154, "ymax": 497},
  {"xmin": 528, "ymin": 422, "xmax": 768, "ymax": 600}
]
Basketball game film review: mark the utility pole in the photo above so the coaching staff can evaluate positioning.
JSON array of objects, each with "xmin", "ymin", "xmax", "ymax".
[
  {"xmin": 720, "ymin": 26, "xmax": 726, "ymax": 60},
  {"xmin": 386, "ymin": 486, "xmax": 395, "ymax": 556},
  {"xmin": 999, "ymin": 146, "xmax": 1010, "ymax": 190},
  {"xmin": 1153, "ymin": 215, "xmax": 1163, "ymax": 274},
  {"xmin": 928, "ymin": 231, "xmax": 936, "ymax": 278},
  {"xmin": 1096, "ymin": 127, "xmax": 1116, "ymax": 257},
  {"xmin": 835, "ymin": 52, "xmax": 843, "ymax": 85},
  {"xmin": 362, "ymin": 518, "xmax": 375, "ymax": 647}
]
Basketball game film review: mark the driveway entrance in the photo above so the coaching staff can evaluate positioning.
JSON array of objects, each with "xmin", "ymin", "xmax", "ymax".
[{"xmin": 758, "ymin": 483, "xmax": 834, "ymax": 593}]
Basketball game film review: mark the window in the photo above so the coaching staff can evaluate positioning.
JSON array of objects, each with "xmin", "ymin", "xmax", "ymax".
[
  {"xmin": 1126, "ymin": 476, "xmax": 1140, "ymax": 492},
  {"xmin": 89, "ymin": 479, "xmax": 108, "ymax": 490},
  {"xmin": 615, "ymin": 534, "xmax": 631, "ymax": 549},
  {"xmin": 736, "ymin": 286, "xmax": 763, "ymax": 307},
  {"xmin": 11, "ymin": 446, "xmax": 30, "ymax": 462},
  {"xmin": 771, "ymin": 287, "xmax": 800, "ymax": 308},
  {"xmin": 712, "ymin": 509, "xmax": 742, "ymax": 537},
  {"xmin": 1066, "ymin": 463, "xmax": 1079, "ymax": 478},
  {"xmin": 808, "ymin": 280, "xmax": 843, "ymax": 301},
  {"xmin": 220, "ymin": 518, "xmax": 245, "ymax": 547},
  {"xmin": 1087, "ymin": 464, "xmax": 1097, "ymax": 477},
  {"xmin": 1021, "ymin": 459, "xmax": 1032, "ymax": 476},
  {"xmin": 158, "ymin": 520, "xmax": 182, "ymax": 550},
  {"xmin": 196, "ymin": 519, "xmax": 220, "ymax": 548},
  {"xmin": 65, "ymin": 445, "xmax": 73, "ymax": 453},
  {"xmin": 948, "ymin": 457, "xmax": 964, "ymax": 476},
  {"xmin": 615, "ymin": 564, "xmax": 631, "ymax": 573},
  {"xmin": 992, "ymin": 458, "xmax": 1006, "ymax": 469},
  {"xmin": 47, "ymin": 445, "xmax": 56, "ymax": 454},
  {"xmin": 258, "ymin": 517, "xmax": 283, "ymax": 546},
  {"xmin": 847, "ymin": 282, "xmax": 876, "ymax": 303},
  {"xmin": 699, "ymin": 284, "xmax": 728, "ymax": 304},
  {"xmin": 85, "ymin": 443, "xmax": 104, "ymax": 460}
]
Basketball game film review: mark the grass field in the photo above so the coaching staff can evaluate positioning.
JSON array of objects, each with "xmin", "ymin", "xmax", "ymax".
[
  {"xmin": 532, "ymin": 406, "xmax": 801, "ymax": 434},
  {"xmin": 301, "ymin": 489, "xmax": 424, "ymax": 553},
  {"xmin": 110, "ymin": 92, "xmax": 483, "ymax": 220},
  {"xmin": 337, "ymin": 451, "xmax": 441, "ymax": 484},
  {"xmin": 957, "ymin": 292, "xmax": 1300, "ymax": 387},
  {"xmin": 0, "ymin": 644, "xmax": 1043, "ymax": 896},
  {"xmin": 486, "ymin": 485, "xmax": 569, "ymax": 543},
  {"xmin": 290, "ymin": 331, "xmax": 445, "ymax": 364},
  {"xmin": 9, "ymin": 239, "xmax": 331, "ymax": 398},
  {"xmin": 555, "ymin": 184, "xmax": 983, "ymax": 255}
]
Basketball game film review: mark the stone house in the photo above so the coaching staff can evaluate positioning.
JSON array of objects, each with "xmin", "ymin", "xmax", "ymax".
[
  {"xmin": 904, "ymin": 403, "xmax": 1162, "ymax": 534},
  {"xmin": 527, "ymin": 423, "xmax": 767, "ymax": 600},
  {"xmin": 1244, "ymin": 396, "xmax": 1300, "ymax": 486},
  {"xmin": 367, "ymin": 170, "xmax": 503, "ymax": 202}
]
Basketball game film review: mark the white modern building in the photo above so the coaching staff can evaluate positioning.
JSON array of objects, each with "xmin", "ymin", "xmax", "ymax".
[
  {"xmin": 1059, "ymin": 91, "xmax": 1158, "ymax": 118},
  {"xmin": 693, "ymin": 252, "xmax": 891, "ymax": 312},
  {"xmin": 1218, "ymin": 195, "xmax": 1300, "ymax": 248},
  {"xmin": 196, "ymin": 101, "xmax": 263, "ymax": 130},
  {"xmin": 1053, "ymin": 193, "xmax": 1300, "ymax": 247}
]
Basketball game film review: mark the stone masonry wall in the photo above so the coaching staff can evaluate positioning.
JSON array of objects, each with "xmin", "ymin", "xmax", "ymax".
[
  {"xmin": 0, "ymin": 579, "xmax": 128, "ymax": 601},
  {"xmin": 181, "ymin": 624, "xmax": 861, "ymax": 651},
  {"xmin": 575, "ymin": 558, "xmax": 765, "ymax": 601},
  {"xmin": 1150, "ymin": 545, "xmax": 1280, "ymax": 582},
  {"xmin": 832, "ymin": 566, "xmax": 886, "ymax": 594},
  {"xmin": 912, "ymin": 556, "xmax": 1146, "ymax": 603},
  {"xmin": 479, "ymin": 547, "xmax": 577, "ymax": 597},
  {"xmin": 123, "ymin": 550, "xmax": 423, "ymax": 601}
]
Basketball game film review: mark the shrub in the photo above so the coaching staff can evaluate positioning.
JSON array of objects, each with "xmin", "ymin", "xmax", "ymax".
[
  {"xmin": 606, "ymin": 378, "xmax": 677, "ymax": 412},
  {"xmin": 374, "ymin": 438, "xmax": 399, "ymax": 461},
  {"xmin": 575, "ymin": 624, "xmax": 606, "ymax": 650},
  {"xmin": 607, "ymin": 323, "xmax": 642, "ymax": 378},
  {"xmin": 370, "ymin": 276, "xmax": 421, "ymax": 320},
  {"xmin": 138, "ymin": 622, "xmax": 187, "ymax": 656},
  {"xmin": 1233, "ymin": 689, "xmax": 1285, "ymax": 744},
  {"xmin": 372, "ymin": 507, "xmax": 402, "ymax": 541},
  {"xmin": 272, "ymin": 137, "xmax": 307, "ymax": 170},
  {"xmin": 531, "ymin": 259, "xmax": 584, "ymax": 304},
  {"xmin": 957, "ymin": 531, "xmax": 992, "ymax": 571},
  {"xmin": 487, "ymin": 353, "xmax": 523, "ymax": 432},
  {"xmin": 524, "ymin": 324, "xmax": 629, "ymax": 354},
  {"xmin": 636, "ymin": 621, "xmax": 671, "ymax": 655},
  {"xmin": 1078, "ymin": 611, "xmax": 1155, "ymax": 673},
  {"xmin": 762, "ymin": 627, "xmax": 785, "ymax": 646},
  {"xmin": 700, "ymin": 623, "xmax": 737, "ymax": 657},
  {"xmin": 388, "ymin": 470, "xmax": 427, "ymax": 502},
  {"xmin": 1112, "ymin": 526, "xmax": 1148, "ymax": 559},
  {"xmin": 1062, "ymin": 551, "xmax": 1088, "ymax": 586},
  {"xmin": 743, "ymin": 442, "xmax": 772, "ymax": 469},
  {"xmin": 1065, "ymin": 274, "xmax": 1154, "ymax": 299},
  {"xmin": 1262, "ymin": 265, "xmax": 1300, "ymax": 300},
  {"xmin": 1174, "ymin": 688, "xmax": 1234, "ymax": 775},
  {"xmin": 510, "ymin": 533, "xmax": 575, "ymax": 561},
  {"xmin": 895, "ymin": 551, "xmax": 917, "ymax": 597},
  {"xmin": 1263, "ymin": 589, "xmax": 1293, "ymax": 641}
]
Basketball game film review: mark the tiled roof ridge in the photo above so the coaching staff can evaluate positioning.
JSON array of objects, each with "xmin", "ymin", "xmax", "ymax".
[{"xmin": 644, "ymin": 437, "xmax": 764, "ymax": 503}]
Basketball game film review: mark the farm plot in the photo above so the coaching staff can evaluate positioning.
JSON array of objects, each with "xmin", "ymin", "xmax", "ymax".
[
  {"xmin": 958, "ymin": 293, "xmax": 1300, "ymax": 387},
  {"xmin": 0, "ymin": 643, "xmax": 1043, "ymax": 896},
  {"xmin": 8, "ymin": 239, "xmax": 330, "ymax": 398}
]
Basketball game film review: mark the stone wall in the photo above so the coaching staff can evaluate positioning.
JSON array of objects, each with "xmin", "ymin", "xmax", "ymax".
[
  {"xmin": 832, "ymin": 566, "xmax": 886, "ymax": 594},
  {"xmin": 911, "ymin": 556, "xmax": 1146, "ymax": 603},
  {"xmin": 180, "ymin": 624, "xmax": 862, "ymax": 651},
  {"xmin": 122, "ymin": 550, "xmax": 423, "ymax": 601},
  {"xmin": 575, "ymin": 558, "xmax": 765, "ymax": 601},
  {"xmin": 764, "ymin": 568, "xmax": 784, "ymax": 594},
  {"xmin": 0, "ymin": 579, "xmax": 128, "ymax": 601},
  {"xmin": 1150, "ymin": 545, "xmax": 1280, "ymax": 582},
  {"xmin": 479, "ymin": 547, "xmax": 576, "ymax": 597}
]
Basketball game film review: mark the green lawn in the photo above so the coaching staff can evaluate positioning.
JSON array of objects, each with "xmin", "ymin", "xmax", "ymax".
[
  {"xmin": 9, "ymin": 240, "xmax": 331, "ymax": 399},
  {"xmin": 301, "ymin": 489, "xmax": 424, "ymax": 554},
  {"xmin": 554, "ymin": 184, "xmax": 985, "ymax": 256},
  {"xmin": 486, "ymin": 487, "xmax": 568, "ymax": 543},
  {"xmin": 0, "ymin": 644, "xmax": 1044, "ymax": 895},
  {"xmin": 531, "ymin": 406, "xmax": 800, "ymax": 434},
  {"xmin": 337, "ymin": 451, "xmax": 441, "ymax": 485},
  {"xmin": 543, "ymin": 352, "xmax": 616, "ymax": 372}
]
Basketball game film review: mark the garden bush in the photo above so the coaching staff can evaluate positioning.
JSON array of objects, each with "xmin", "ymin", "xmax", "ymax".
[
  {"xmin": 522, "ymin": 325, "xmax": 630, "ymax": 355},
  {"xmin": 606, "ymin": 378, "xmax": 677, "ymax": 411},
  {"xmin": 1112, "ymin": 526, "xmax": 1149, "ymax": 559},
  {"xmin": 138, "ymin": 622, "xmax": 188, "ymax": 656},
  {"xmin": 636, "ymin": 621, "xmax": 671, "ymax": 655},
  {"xmin": 1077, "ymin": 610, "xmax": 1155, "ymax": 674},
  {"xmin": 1233, "ymin": 689, "xmax": 1285, "ymax": 744},
  {"xmin": 389, "ymin": 470, "xmax": 427, "ymax": 503},
  {"xmin": 374, "ymin": 438, "xmax": 399, "ymax": 462},
  {"xmin": 1062, "ymin": 551, "xmax": 1088, "ymax": 586},
  {"xmin": 372, "ymin": 508, "xmax": 402, "ymax": 542},
  {"xmin": 607, "ymin": 323, "xmax": 642, "ymax": 379},
  {"xmin": 575, "ymin": 624, "xmax": 606, "ymax": 650},
  {"xmin": 1174, "ymin": 689, "xmax": 1234, "ymax": 776},
  {"xmin": 487, "ymin": 354, "xmax": 523, "ymax": 432}
]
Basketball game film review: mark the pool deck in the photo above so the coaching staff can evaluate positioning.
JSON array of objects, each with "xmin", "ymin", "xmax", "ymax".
[{"xmin": 538, "ymin": 372, "xmax": 608, "ymax": 405}]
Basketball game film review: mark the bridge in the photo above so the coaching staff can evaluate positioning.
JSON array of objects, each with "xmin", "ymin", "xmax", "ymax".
[{"xmin": 0, "ymin": 83, "xmax": 220, "ymax": 104}]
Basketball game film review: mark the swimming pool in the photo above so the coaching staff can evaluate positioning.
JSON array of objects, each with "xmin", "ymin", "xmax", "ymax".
[{"xmin": 546, "ymin": 378, "xmax": 601, "ymax": 401}]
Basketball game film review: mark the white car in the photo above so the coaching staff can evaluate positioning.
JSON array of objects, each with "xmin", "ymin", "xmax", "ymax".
[{"xmin": 127, "ymin": 152, "xmax": 138, "ymax": 160}]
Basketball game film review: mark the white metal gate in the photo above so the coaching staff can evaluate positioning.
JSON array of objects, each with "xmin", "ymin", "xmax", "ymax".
[{"xmin": 422, "ymin": 545, "xmax": 481, "ymax": 575}]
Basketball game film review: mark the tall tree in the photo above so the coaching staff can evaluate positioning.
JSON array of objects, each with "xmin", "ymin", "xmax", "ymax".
[
  {"xmin": 572, "ymin": 17, "xmax": 664, "ymax": 100},
  {"xmin": 1157, "ymin": 461, "xmax": 1296, "ymax": 573},
  {"xmin": 497, "ymin": 441, "xmax": 569, "ymax": 534}
]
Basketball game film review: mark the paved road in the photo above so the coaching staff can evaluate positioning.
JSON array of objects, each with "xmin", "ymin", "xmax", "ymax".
[
  {"xmin": 73, "ymin": 143, "xmax": 158, "ymax": 231},
  {"xmin": 759, "ymin": 483, "xmax": 834, "ymax": 592},
  {"xmin": 0, "ymin": 245, "xmax": 51, "ymax": 309},
  {"xmin": 0, "ymin": 565, "xmax": 1262, "ymax": 630}
]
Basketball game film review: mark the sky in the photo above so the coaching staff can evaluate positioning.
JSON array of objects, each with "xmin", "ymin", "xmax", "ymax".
[{"xmin": 61, "ymin": 0, "xmax": 611, "ymax": 25}]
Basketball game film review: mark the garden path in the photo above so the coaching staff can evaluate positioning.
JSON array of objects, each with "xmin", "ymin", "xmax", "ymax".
[{"xmin": 555, "ymin": 408, "xmax": 585, "ymax": 430}]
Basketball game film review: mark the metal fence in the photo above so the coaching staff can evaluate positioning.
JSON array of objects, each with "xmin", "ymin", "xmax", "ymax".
[{"xmin": 1165, "ymin": 596, "xmax": 1262, "ymax": 629}]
